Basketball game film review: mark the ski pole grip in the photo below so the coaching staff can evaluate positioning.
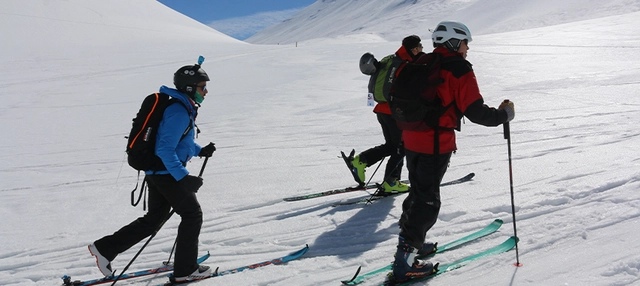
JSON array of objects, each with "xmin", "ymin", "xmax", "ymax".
[{"xmin": 503, "ymin": 122, "xmax": 510, "ymax": 140}]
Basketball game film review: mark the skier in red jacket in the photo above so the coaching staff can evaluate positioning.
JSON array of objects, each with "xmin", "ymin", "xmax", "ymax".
[{"xmin": 391, "ymin": 21, "xmax": 515, "ymax": 282}]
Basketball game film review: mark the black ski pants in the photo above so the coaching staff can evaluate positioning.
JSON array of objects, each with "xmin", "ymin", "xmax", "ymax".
[
  {"xmin": 94, "ymin": 174, "xmax": 203, "ymax": 277},
  {"xmin": 399, "ymin": 150, "xmax": 451, "ymax": 249},
  {"xmin": 360, "ymin": 113, "xmax": 405, "ymax": 182}
]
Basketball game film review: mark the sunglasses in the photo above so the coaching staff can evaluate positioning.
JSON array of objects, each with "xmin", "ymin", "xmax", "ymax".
[{"xmin": 196, "ymin": 85, "xmax": 207, "ymax": 92}]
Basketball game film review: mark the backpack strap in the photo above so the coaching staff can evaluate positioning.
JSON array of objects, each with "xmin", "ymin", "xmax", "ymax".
[
  {"xmin": 167, "ymin": 97, "xmax": 195, "ymax": 142},
  {"xmin": 131, "ymin": 172, "xmax": 148, "ymax": 210}
]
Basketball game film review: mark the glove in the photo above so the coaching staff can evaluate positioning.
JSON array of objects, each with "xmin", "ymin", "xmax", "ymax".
[
  {"xmin": 198, "ymin": 142, "xmax": 216, "ymax": 157},
  {"xmin": 179, "ymin": 175, "xmax": 203, "ymax": 193},
  {"xmin": 499, "ymin": 100, "xmax": 515, "ymax": 122}
]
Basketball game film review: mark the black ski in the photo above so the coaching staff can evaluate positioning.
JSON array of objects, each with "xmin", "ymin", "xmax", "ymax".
[{"xmin": 332, "ymin": 173, "xmax": 475, "ymax": 206}]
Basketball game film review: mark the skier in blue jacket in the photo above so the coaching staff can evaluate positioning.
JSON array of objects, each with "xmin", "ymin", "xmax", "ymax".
[{"xmin": 89, "ymin": 63, "xmax": 216, "ymax": 283}]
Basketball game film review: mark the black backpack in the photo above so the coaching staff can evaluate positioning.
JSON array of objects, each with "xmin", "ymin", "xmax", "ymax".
[
  {"xmin": 126, "ymin": 92, "xmax": 191, "ymax": 171},
  {"xmin": 390, "ymin": 52, "xmax": 460, "ymax": 131}
]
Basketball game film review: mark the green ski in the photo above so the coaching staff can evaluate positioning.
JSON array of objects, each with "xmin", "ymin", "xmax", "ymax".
[
  {"xmin": 341, "ymin": 219, "xmax": 503, "ymax": 285},
  {"xmin": 388, "ymin": 236, "xmax": 519, "ymax": 285}
]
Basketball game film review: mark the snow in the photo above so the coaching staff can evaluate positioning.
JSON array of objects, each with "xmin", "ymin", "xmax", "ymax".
[
  {"xmin": 247, "ymin": 0, "xmax": 640, "ymax": 44},
  {"xmin": 1, "ymin": 0, "xmax": 640, "ymax": 285}
]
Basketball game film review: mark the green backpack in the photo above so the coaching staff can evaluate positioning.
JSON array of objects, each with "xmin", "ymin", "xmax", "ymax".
[{"xmin": 360, "ymin": 53, "xmax": 407, "ymax": 103}]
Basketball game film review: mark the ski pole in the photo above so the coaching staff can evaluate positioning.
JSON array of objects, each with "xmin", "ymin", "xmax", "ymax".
[
  {"xmin": 365, "ymin": 159, "xmax": 384, "ymax": 187},
  {"xmin": 362, "ymin": 159, "xmax": 386, "ymax": 205},
  {"xmin": 110, "ymin": 212, "xmax": 175, "ymax": 286},
  {"xmin": 111, "ymin": 156, "xmax": 210, "ymax": 285},
  {"xmin": 198, "ymin": 155, "xmax": 209, "ymax": 177},
  {"xmin": 503, "ymin": 121, "xmax": 522, "ymax": 267},
  {"xmin": 365, "ymin": 157, "xmax": 408, "ymax": 205}
]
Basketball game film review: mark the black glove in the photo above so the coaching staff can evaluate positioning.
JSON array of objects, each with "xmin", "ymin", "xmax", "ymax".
[
  {"xmin": 198, "ymin": 142, "xmax": 216, "ymax": 157},
  {"xmin": 179, "ymin": 175, "xmax": 203, "ymax": 193}
]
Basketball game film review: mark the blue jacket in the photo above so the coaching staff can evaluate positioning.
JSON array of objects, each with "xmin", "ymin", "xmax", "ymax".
[{"xmin": 145, "ymin": 85, "xmax": 202, "ymax": 181}]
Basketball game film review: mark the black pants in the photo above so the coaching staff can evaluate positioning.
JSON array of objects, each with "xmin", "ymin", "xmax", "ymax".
[
  {"xmin": 399, "ymin": 150, "xmax": 451, "ymax": 249},
  {"xmin": 94, "ymin": 174, "xmax": 203, "ymax": 276},
  {"xmin": 360, "ymin": 113, "xmax": 404, "ymax": 182}
]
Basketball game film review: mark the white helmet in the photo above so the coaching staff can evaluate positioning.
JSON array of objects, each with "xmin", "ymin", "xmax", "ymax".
[{"xmin": 431, "ymin": 21, "xmax": 472, "ymax": 52}]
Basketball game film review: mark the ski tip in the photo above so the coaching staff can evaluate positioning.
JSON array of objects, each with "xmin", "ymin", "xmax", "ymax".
[
  {"xmin": 340, "ymin": 265, "xmax": 361, "ymax": 285},
  {"xmin": 213, "ymin": 266, "xmax": 219, "ymax": 276},
  {"xmin": 352, "ymin": 265, "xmax": 361, "ymax": 276}
]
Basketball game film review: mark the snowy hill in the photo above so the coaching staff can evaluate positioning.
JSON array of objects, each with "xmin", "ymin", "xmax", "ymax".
[
  {"xmin": 248, "ymin": 0, "xmax": 640, "ymax": 44},
  {"xmin": 1, "ymin": 0, "xmax": 640, "ymax": 285}
]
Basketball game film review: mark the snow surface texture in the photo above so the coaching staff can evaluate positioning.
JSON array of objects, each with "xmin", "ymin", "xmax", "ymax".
[{"xmin": 1, "ymin": 0, "xmax": 640, "ymax": 285}]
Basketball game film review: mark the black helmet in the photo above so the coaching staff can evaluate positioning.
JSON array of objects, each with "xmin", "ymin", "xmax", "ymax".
[
  {"xmin": 174, "ymin": 64, "xmax": 210, "ymax": 95},
  {"xmin": 359, "ymin": 53, "xmax": 379, "ymax": 75}
]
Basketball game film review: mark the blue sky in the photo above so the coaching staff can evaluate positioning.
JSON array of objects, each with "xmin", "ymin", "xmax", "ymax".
[{"xmin": 157, "ymin": 0, "xmax": 316, "ymax": 40}]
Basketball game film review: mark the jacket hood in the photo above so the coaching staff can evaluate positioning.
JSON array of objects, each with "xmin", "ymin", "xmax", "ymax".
[
  {"xmin": 395, "ymin": 45, "xmax": 417, "ymax": 61},
  {"xmin": 159, "ymin": 85, "xmax": 197, "ymax": 115}
]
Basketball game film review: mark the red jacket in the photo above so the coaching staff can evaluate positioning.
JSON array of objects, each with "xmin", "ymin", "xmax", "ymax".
[
  {"xmin": 373, "ymin": 46, "xmax": 415, "ymax": 115},
  {"xmin": 403, "ymin": 47, "xmax": 508, "ymax": 154}
]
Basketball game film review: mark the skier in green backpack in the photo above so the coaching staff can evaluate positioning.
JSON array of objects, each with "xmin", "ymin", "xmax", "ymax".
[{"xmin": 345, "ymin": 35, "xmax": 424, "ymax": 194}]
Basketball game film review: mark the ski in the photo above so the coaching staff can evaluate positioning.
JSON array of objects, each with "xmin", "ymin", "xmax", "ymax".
[
  {"xmin": 341, "ymin": 219, "xmax": 502, "ymax": 285},
  {"xmin": 283, "ymin": 179, "xmax": 409, "ymax": 202},
  {"xmin": 61, "ymin": 253, "xmax": 210, "ymax": 286},
  {"xmin": 160, "ymin": 244, "xmax": 309, "ymax": 285},
  {"xmin": 285, "ymin": 172, "xmax": 474, "ymax": 202},
  {"xmin": 385, "ymin": 236, "xmax": 519, "ymax": 285},
  {"xmin": 333, "ymin": 172, "xmax": 475, "ymax": 207}
]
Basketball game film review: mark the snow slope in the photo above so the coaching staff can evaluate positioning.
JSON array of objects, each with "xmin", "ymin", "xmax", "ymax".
[
  {"xmin": 1, "ymin": 0, "xmax": 640, "ymax": 285},
  {"xmin": 248, "ymin": 0, "xmax": 640, "ymax": 44}
]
